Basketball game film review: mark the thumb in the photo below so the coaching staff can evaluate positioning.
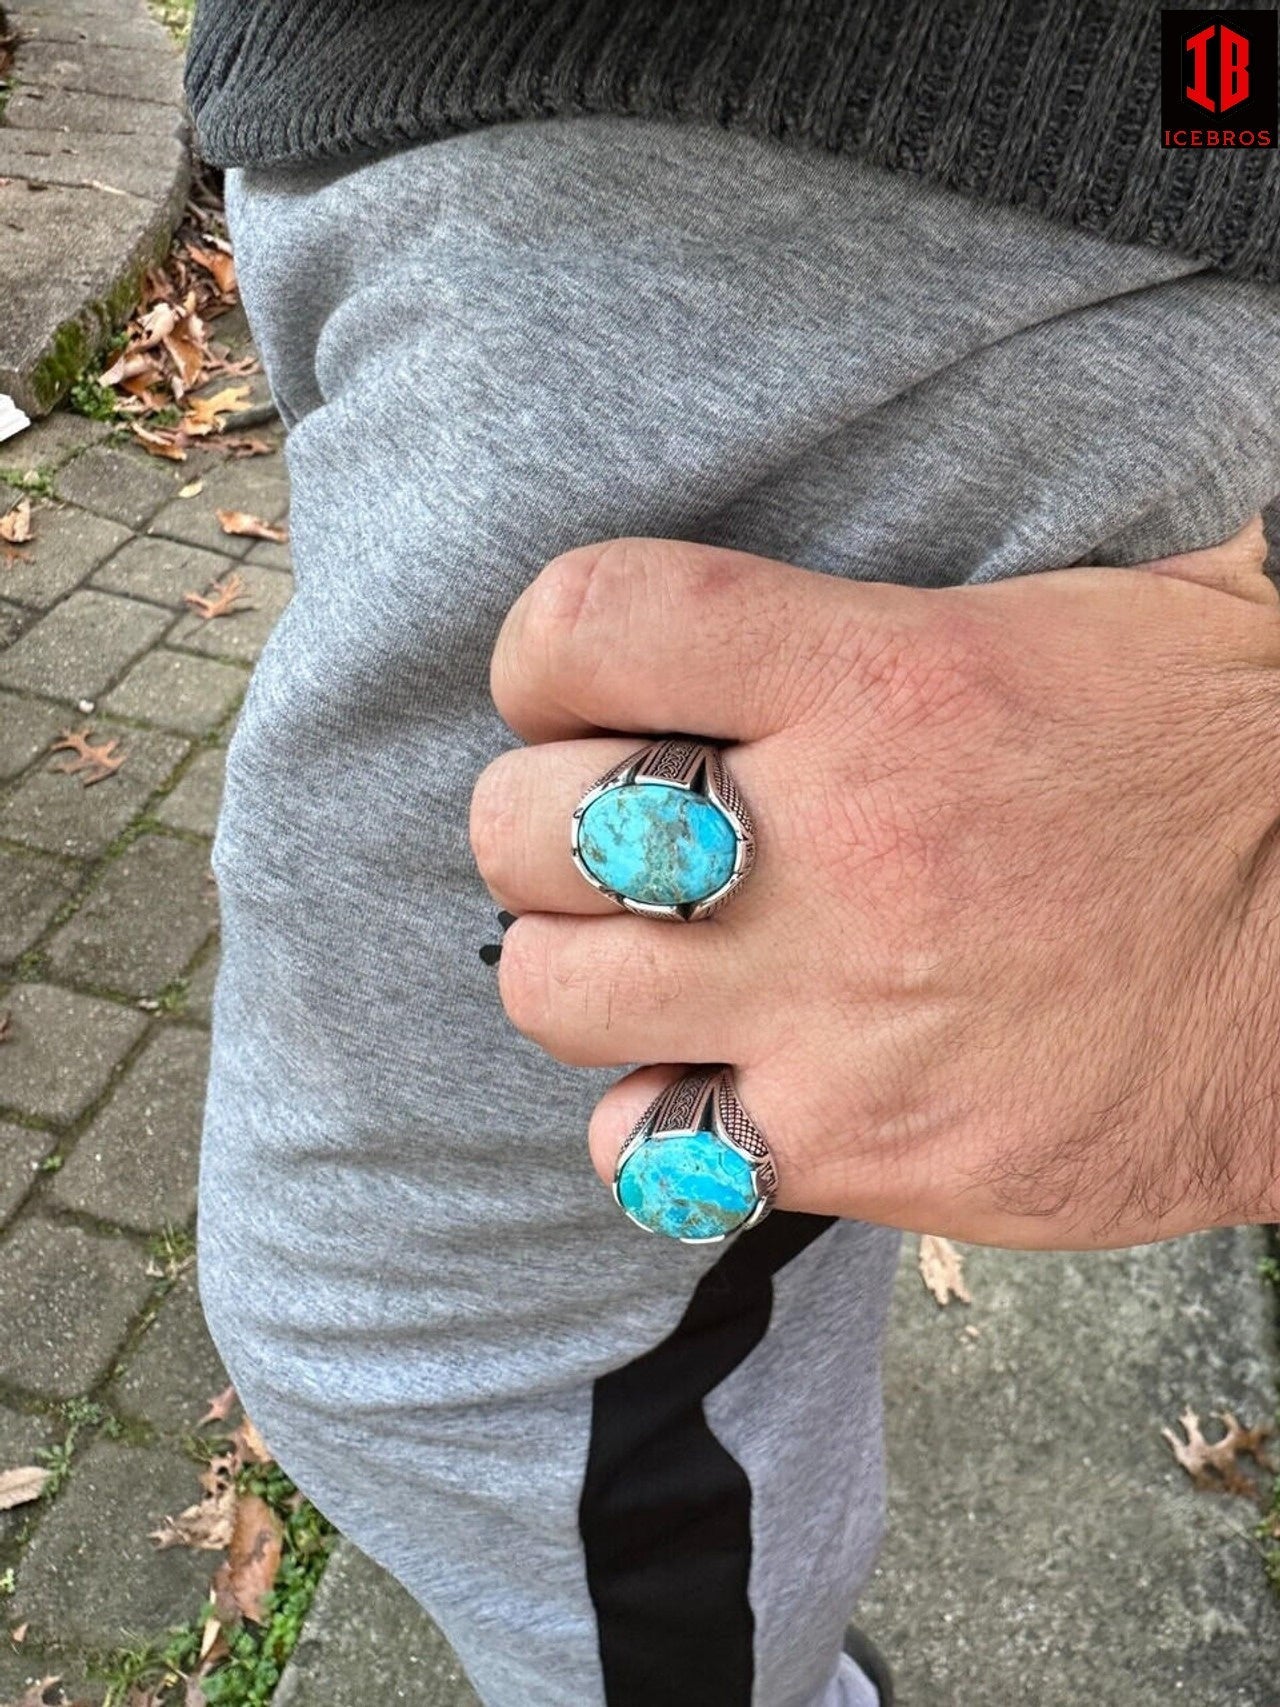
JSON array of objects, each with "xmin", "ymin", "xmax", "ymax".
[{"xmin": 1134, "ymin": 514, "xmax": 1278, "ymax": 606}]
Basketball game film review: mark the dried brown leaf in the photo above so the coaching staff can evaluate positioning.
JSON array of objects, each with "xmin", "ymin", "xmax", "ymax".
[
  {"xmin": 129, "ymin": 421, "xmax": 188, "ymax": 461},
  {"xmin": 134, "ymin": 301, "xmax": 182, "ymax": 351},
  {"xmin": 215, "ymin": 509, "xmax": 288, "ymax": 544},
  {"xmin": 186, "ymin": 243, "xmax": 238, "ymax": 298},
  {"xmin": 163, "ymin": 311, "xmax": 208, "ymax": 396},
  {"xmin": 199, "ymin": 1383, "xmax": 238, "ymax": 1426},
  {"xmin": 1162, "ymin": 1407, "xmax": 1275, "ymax": 1497},
  {"xmin": 49, "ymin": 726, "xmax": 125, "ymax": 787},
  {"xmin": 184, "ymin": 572, "xmax": 252, "ymax": 621},
  {"xmin": 216, "ymin": 436, "xmax": 275, "ymax": 459},
  {"xmin": 0, "ymin": 1465, "xmax": 49, "ymax": 1511},
  {"xmin": 0, "ymin": 497, "xmax": 33, "ymax": 544},
  {"xmin": 918, "ymin": 1234, "xmax": 972, "ymax": 1307},
  {"xmin": 232, "ymin": 1416, "xmax": 273, "ymax": 1466},
  {"xmin": 183, "ymin": 386, "xmax": 252, "ymax": 436},
  {"xmin": 150, "ymin": 1481, "xmax": 237, "ymax": 1551},
  {"xmin": 227, "ymin": 1493, "xmax": 283, "ymax": 1623}
]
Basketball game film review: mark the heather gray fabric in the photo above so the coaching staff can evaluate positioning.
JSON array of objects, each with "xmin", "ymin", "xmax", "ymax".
[{"xmin": 204, "ymin": 113, "xmax": 1280, "ymax": 1707}]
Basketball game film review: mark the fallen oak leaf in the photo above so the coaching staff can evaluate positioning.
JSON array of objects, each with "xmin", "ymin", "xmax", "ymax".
[
  {"xmin": 0, "ymin": 496, "xmax": 33, "ymax": 543},
  {"xmin": 231, "ymin": 1415, "xmax": 273, "ymax": 1466},
  {"xmin": 198, "ymin": 1451, "xmax": 237, "ymax": 1499},
  {"xmin": 226, "ymin": 1493, "xmax": 283, "ymax": 1623},
  {"xmin": 199, "ymin": 1383, "xmax": 238, "ymax": 1426},
  {"xmin": 184, "ymin": 572, "xmax": 252, "ymax": 621},
  {"xmin": 1162, "ymin": 1407, "xmax": 1275, "ymax": 1497},
  {"xmin": 918, "ymin": 1234, "xmax": 972, "ymax": 1307},
  {"xmin": 185, "ymin": 243, "xmax": 238, "ymax": 297},
  {"xmin": 150, "ymin": 1480, "xmax": 237, "ymax": 1551},
  {"xmin": 0, "ymin": 1464, "xmax": 50, "ymax": 1510},
  {"xmin": 214, "ymin": 436, "xmax": 275, "ymax": 459},
  {"xmin": 162, "ymin": 297, "xmax": 208, "ymax": 396},
  {"xmin": 129, "ymin": 420, "xmax": 187, "ymax": 461},
  {"xmin": 216, "ymin": 509, "xmax": 288, "ymax": 545},
  {"xmin": 49, "ymin": 726, "xmax": 125, "ymax": 787},
  {"xmin": 183, "ymin": 385, "xmax": 252, "ymax": 436},
  {"xmin": 132, "ymin": 300, "xmax": 182, "ymax": 351},
  {"xmin": 99, "ymin": 350, "xmax": 166, "ymax": 389}
]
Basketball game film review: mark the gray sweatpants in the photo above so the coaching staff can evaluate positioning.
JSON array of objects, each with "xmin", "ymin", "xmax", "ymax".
[{"xmin": 208, "ymin": 115, "xmax": 1280, "ymax": 1707}]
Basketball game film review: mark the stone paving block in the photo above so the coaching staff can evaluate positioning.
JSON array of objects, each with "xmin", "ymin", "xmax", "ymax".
[
  {"xmin": 0, "ymin": 1220, "xmax": 152, "ymax": 1396},
  {"xmin": 167, "ymin": 565, "xmax": 293, "ymax": 664},
  {"xmin": 0, "ymin": 598, "xmax": 30, "ymax": 648},
  {"xmin": 0, "ymin": 505, "xmax": 132, "ymax": 611},
  {"xmin": 0, "ymin": 590, "xmax": 172, "ymax": 700},
  {"xmin": 111, "ymin": 1272, "xmax": 232, "ymax": 1434},
  {"xmin": 0, "ymin": 409, "xmax": 107, "ymax": 472},
  {"xmin": 54, "ymin": 443, "xmax": 189, "ymax": 532},
  {"xmin": 860, "ymin": 1228, "xmax": 1280, "ymax": 1706},
  {"xmin": 0, "ymin": 690, "xmax": 67, "ymax": 781},
  {"xmin": 14, "ymin": 7, "xmax": 172, "ymax": 53},
  {"xmin": 90, "ymin": 536, "xmax": 240, "ymax": 611},
  {"xmin": 0, "ymin": 983, "xmax": 145, "ymax": 1124},
  {"xmin": 182, "ymin": 950, "xmax": 218, "ymax": 1025},
  {"xmin": 11, "ymin": 1440, "xmax": 213, "ymax": 1649},
  {"xmin": 243, "ymin": 535, "xmax": 293, "ymax": 574},
  {"xmin": 155, "ymin": 747, "xmax": 226, "ymax": 837},
  {"xmin": 44, "ymin": 833, "xmax": 217, "ymax": 997},
  {"xmin": 149, "ymin": 457, "xmax": 291, "ymax": 558},
  {"xmin": 0, "ymin": 848, "xmax": 80, "ymax": 963},
  {"xmin": 0, "ymin": 720, "xmax": 188, "ymax": 858},
  {"xmin": 0, "ymin": 128, "xmax": 185, "ymax": 204},
  {"xmin": 14, "ymin": 40, "xmax": 182, "ymax": 105},
  {"xmin": 51, "ymin": 1026, "xmax": 209, "ymax": 1232},
  {"xmin": 275, "ymin": 1541, "xmax": 482, "ymax": 1707},
  {"xmin": 103, "ymin": 649, "xmax": 246, "ymax": 736},
  {"xmin": 4, "ymin": 81, "xmax": 168, "ymax": 137},
  {"xmin": 0, "ymin": 1120, "xmax": 56, "ymax": 1225},
  {"xmin": 0, "ymin": 1404, "xmax": 58, "ymax": 1547}
]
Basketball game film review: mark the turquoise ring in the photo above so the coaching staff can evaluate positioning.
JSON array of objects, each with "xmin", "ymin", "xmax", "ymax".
[
  {"xmin": 613, "ymin": 1067, "xmax": 777, "ymax": 1244},
  {"xmin": 571, "ymin": 737, "xmax": 756, "ymax": 922}
]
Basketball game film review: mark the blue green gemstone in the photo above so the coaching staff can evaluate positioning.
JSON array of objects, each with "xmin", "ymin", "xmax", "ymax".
[
  {"xmin": 578, "ymin": 782, "xmax": 737, "ymax": 907},
  {"xmin": 616, "ymin": 1130, "xmax": 759, "ymax": 1241}
]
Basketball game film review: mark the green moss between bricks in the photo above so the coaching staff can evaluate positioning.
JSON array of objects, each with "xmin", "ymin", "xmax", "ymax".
[{"xmin": 30, "ymin": 248, "xmax": 163, "ymax": 415}]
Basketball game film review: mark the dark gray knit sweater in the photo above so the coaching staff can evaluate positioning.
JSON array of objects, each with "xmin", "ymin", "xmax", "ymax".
[{"xmin": 184, "ymin": 0, "xmax": 1280, "ymax": 284}]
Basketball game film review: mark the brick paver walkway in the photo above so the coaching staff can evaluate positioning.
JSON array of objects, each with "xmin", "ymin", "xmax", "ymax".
[{"xmin": 0, "ymin": 307, "xmax": 298, "ymax": 1700}]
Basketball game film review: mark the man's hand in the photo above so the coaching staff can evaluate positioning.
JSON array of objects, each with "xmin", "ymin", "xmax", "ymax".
[{"xmin": 471, "ymin": 521, "xmax": 1280, "ymax": 1249}]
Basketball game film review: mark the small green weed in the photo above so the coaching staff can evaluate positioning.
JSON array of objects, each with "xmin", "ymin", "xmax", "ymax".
[
  {"xmin": 69, "ymin": 376, "xmax": 119, "ymax": 421},
  {"xmin": 0, "ymin": 467, "xmax": 55, "ymax": 498},
  {"xmin": 147, "ymin": 1224, "xmax": 196, "ymax": 1280}
]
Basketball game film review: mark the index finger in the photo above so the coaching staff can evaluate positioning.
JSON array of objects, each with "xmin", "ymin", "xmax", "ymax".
[{"xmin": 490, "ymin": 535, "xmax": 921, "ymax": 744}]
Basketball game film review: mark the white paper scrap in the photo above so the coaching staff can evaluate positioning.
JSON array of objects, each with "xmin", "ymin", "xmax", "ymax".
[{"xmin": 0, "ymin": 394, "xmax": 31, "ymax": 445}]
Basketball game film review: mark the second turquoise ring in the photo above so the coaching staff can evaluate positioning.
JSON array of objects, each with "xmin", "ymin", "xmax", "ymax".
[
  {"xmin": 570, "ymin": 736, "xmax": 756, "ymax": 922},
  {"xmin": 613, "ymin": 1066, "xmax": 777, "ymax": 1243}
]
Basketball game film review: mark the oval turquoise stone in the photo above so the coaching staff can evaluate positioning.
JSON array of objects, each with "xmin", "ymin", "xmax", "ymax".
[
  {"xmin": 616, "ymin": 1130, "xmax": 759, "ymax": 1242},
  {"xmin": 578, "ymin": 783, "xmax": 738, "ymax": 906}
]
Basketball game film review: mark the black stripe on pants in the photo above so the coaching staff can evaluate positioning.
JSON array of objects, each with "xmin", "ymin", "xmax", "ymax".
[{"xmin": 579, "ymin": 1213, "xmax": 836, "ymax": 1706}]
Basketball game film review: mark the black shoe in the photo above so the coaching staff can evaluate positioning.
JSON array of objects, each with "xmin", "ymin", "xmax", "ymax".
[{"xmin": 843, "ymin": 1624, "xmax": 895, "ymax": 1707}]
